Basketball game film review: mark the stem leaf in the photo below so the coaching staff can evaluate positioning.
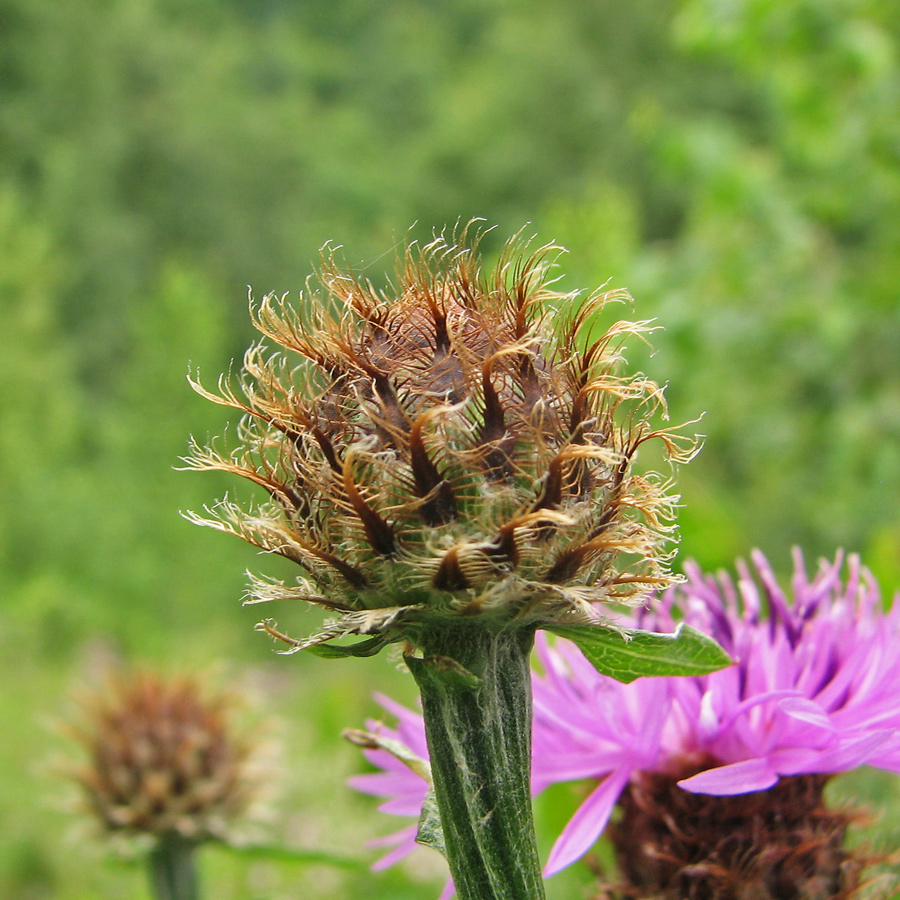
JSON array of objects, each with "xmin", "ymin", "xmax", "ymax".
[
  {"xmin": 416, "ymin": 787, "xmax": 447, "ymax": 858},
  {"xmin": 303, "ymin": 636, "xmax": 390, "ymax": 658},
  {"xmin": 213, "ymin": 841, "xmax": 365, "ymax": 868},
  {"xmin": 546, "ymin": 622, "xmax": 732, "ymax": 683}
]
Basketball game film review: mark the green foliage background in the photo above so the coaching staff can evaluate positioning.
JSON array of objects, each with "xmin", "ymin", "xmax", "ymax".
[{"xmin": 1, "ymin": 0, "xmax": 898, "ymax": 897}]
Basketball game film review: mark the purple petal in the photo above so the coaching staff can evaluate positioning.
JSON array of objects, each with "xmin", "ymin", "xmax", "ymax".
[
  {"xmin": 367, "ymin": 823, "xmax": 418, "ymax": 849},
  {"xmin": 380, "ymin": 795, "xmax": 428, "ymax": 816},
  {"xmin": 347, "ymin": 771, "xmax": 424, "ymax": 798},
  {"xmin": 531, "ymin": 751, "xmax": 631, "ymax": 786},
  {"xmin": 677, "ymin": 757, "xmax": 778, "ymax": 795},
  {"xmin": 372, "ymin": 839, "xmax": 418, "ymax": 871},
  {"xmin": 777, "ymin": 696, "xmax": 834, "ymax": 732},
  {"xmin": 544, "ymin": 768, "xmax": 631, "ymax": 876},
  {"xmin": 372, "ymin": 693, "xmax": 430, "ymax": 756},
  {"xmin": 373, "ymin": 691, "xmax": 422, "ymax": 726},
  {"xmin": 714, "ymin": 689, "xmax": 803, "ymax": 737},
  {"xmin": 776, "ymin": 731, "xmax": 894, "ymax": 776},
  {"xmin": 367, "ymin": 824, "xmax": 419, "ymax": 871}
]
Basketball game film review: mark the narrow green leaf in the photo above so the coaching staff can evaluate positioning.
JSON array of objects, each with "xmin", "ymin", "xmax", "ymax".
[
  {"xmin": 213, "ymin": 841, "xmax": 364, "ymax": 868},
  {"xmin": 415, "ymin": 787, "xmax": 446, "ymax": 858},
  {"xmin": 304, "ymin": 635, "xmax": 388, "ymax": 658},
  {"xmin": 546, "ymin": 622, "xmax": 733, "ymax": 683},
  {"xmin": 343, "ymin": 728, "xmax": 433, "ymax": 783}
]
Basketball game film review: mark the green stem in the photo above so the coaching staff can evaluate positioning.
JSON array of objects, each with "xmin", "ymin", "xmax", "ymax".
[
  {"xmin": 407, "ymin": 623, "xmax": 546, "ymax": 900},
  {"xmin": 147, "ymin": 833, "xmax": 200, "ymax": 900}
]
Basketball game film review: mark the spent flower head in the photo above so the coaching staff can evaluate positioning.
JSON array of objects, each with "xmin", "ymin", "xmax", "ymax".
[
  {"xmin": 62, "ymin": 670, "xmax": 262, "ymax": 848},
  {"xmin": 183, "ymin": 224, "xmax": 695, "ymax": 655}
]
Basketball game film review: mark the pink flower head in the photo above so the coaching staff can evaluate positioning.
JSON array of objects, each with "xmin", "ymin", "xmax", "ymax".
[
  {"xmin": 530, "ymin": 632, "xmax": 675, "ymax": 874},
  {"xmin": 349, "ymin": 551, "xmax": 900, "ymax": 883},
  {"xmin": 346, "ymin": 694, "xmax": 456, "ymax": 900},
  {"xmin": 534, "ymin": 549, "xmax": 900, "ymax": 874}
]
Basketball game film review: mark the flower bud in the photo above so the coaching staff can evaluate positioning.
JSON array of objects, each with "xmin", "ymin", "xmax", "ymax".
[
  {"xmin": 64, "ymin": 672, "xmax": 258, "ymax": 845},
  {"xmin": 184, "ymin": 225, "xmax": 696, "ymax": 653}
]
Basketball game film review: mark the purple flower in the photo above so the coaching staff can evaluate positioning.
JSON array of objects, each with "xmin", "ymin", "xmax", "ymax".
[
  {"xmin": 534, "ymin": 549, "xmax": 900, "ymax": 874},
  {"xmin": 346, "ymin": 694, "xmax": 455, "ymax": 900},
  {"xmin": 347, "ymin": 692, "xmax": 431, "ymax": 872},
  {"xmin": 530, "ymin": 631, "xmax": 675, "ymax": 874},
  {"xmin": 349, "ymin": 551, "xmax": 900, "ymax": 883}
]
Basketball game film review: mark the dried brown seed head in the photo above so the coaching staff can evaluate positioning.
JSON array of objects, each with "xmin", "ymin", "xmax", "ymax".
[
  {"xmin": 63, "ymin": 672, "xmax": 260, "ymax": 845},
  {"xmin": 184, "ymin": 224, "xmax": 697, "ymax": 653}
]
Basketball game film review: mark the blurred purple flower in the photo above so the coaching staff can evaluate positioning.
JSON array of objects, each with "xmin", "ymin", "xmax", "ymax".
[
  {"xmin": 349, "ymin": 550, "xmax": 900, "ymax": 883},
  {"xmin": 347, "ymin": 692, "xmax": 431, "ymax": 871}
]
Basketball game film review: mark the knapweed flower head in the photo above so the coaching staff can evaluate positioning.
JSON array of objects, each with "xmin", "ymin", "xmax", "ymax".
[
  {"xmin": 348, "ymin": 551, "xmax": 900, "ymax": 897},
  {"xmin": 636, "ymin": 548, "xmax": 900, "ymax": 796},
  {"xmin": 63, "ymin": 671, "xmax": 260, "ymax": 847},
  {"xmin": 183, "ymin": 225, "xmax": 694, "ymax": 655},
  {"xmin": 345, "ymin": 694, "xmax": 457, "ymax": 900},
  {"xmin": 534, "ymin": 549, "xmax": 900, "ymax": 896}
]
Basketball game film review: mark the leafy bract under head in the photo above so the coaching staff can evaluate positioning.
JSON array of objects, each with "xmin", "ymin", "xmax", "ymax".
[{"xmin": 183, "ymin": 225, "xmax": 696, "ymax": 654}]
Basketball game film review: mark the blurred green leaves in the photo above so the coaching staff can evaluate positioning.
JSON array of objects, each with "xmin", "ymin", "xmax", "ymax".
[
  {"xmin": 1, "ymin": 1, "xmax": 898, "ymax": 896},
  {"xmin": 0, "ymin": 0, "xmax": 895, "ymax": 695}
]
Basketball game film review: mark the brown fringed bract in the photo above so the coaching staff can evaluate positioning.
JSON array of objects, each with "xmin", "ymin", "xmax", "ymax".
[{"xmin": 183, "ymin": 225, "xmax": 697, "ymax": 654}]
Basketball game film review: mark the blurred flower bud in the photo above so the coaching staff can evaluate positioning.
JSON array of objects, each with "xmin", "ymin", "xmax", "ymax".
[{"xmin": 63, "ymin": 671, "xmax": 261, "ymax": 847}]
